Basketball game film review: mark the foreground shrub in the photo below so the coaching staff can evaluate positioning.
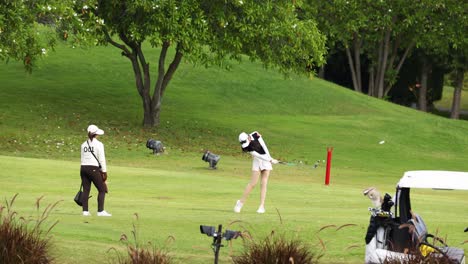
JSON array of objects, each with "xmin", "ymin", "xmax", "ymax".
[
  {"xmin": 110, "ymin": 214, "xmax": 173, "ymax": 264},
  {"xmin": 0, "ymin": 194, "xmax": 60, "ymax": 264},
  {"xmin": 232, "ymin": 234, "xmax": 322, "ymax": 264}
]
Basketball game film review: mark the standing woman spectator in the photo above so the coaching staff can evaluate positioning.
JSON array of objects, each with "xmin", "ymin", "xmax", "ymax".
[
  {"xmin": 234, "ymin": 131, "xmax": 279, "ymax": 214},
  {"xmin": 80, "ymin": 124, "xmax": 111, "ymax": 216}
]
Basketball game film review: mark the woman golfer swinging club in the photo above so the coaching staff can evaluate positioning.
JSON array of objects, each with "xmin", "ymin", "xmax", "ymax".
[{"xmin": 234, "ymin": 131, "xmax": 279, "ymax": 214}]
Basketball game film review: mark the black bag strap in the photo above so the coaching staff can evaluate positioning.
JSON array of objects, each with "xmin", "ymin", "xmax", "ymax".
[{"xmin": 87, "ymin": 140, "xmax": 102, "ymax": 168}]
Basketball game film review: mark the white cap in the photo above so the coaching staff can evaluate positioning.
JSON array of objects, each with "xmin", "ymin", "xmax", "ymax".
[
  {"xmin": 87, "ymin": 124, "xmax": 104, "ymax": 135},
  {"xmin": 238, "ymin": 132, "xmax": 249, "ymax": 148}
]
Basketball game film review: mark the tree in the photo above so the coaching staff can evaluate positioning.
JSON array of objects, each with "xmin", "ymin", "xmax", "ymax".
[
  {"xmin": 304, "ymin": 0, "xmax": 441, "ymax": 100},
  {"xmin": 449, "ymin": 68, "xmax": 466, "ymax": 119},
  {"xmin": 412, "ymin": 0, "xmax": 467, "ymax": 115},
  {"xmin": 299, "ymin": 0, "xmax": 368, "ymax": 93},
  {"xmin": 441, "ymin": 1, "xmax": 467, "ymax": 119},
  {"xmin": 0, "ymin": 0, "xmax": 64, "ymax": 72},
  {"xmin": 58, "ymin": 0, "xmax": 326, "ymax": 127}
]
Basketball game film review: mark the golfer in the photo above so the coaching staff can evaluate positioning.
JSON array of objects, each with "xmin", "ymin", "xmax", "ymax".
[
  {"xmin": 234, "ymin": 131, "xmax": 279, "ymax": 214},
  {"xmin": 80, "ymin": 124, "xmax": 111, "ymax": 217}
]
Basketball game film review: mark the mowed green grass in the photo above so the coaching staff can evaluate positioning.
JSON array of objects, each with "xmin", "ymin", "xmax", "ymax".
[
  {"xmin": 2, "ymin": 155, "xmax": 467, "ymax": 264},
  {"xmin": 0, "ymin": 43, "xmax": 467, "ymax": 263}
]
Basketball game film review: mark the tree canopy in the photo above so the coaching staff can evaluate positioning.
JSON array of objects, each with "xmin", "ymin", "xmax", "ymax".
[
  {"xmin": 303, "ymin": 0, "xmax": 466, "ymax": 107},
  {"xmin": 56, "ymin": 0, "xmax": 326, "ymax": 127},
  {"xmin": 0, "ymin": 0, "xmax": 65, "ymax": 72}
]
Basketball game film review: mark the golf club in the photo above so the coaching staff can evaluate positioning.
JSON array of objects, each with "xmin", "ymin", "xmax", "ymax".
[
  {"xmin": 278, "ymin": 160, "xmax": 322, "ymax": 168},
  {"xmin": 278, "ymin": 161, "xmax": 296, "ymax": 166}
]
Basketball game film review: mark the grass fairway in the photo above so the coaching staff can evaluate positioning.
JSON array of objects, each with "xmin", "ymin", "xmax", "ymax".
[
  {"xmin": 0, "ymin": 43, "xmax": 467, "ymax": 263},
  {"xmin": 2, "ymin": 155, "xmax": 467, "ymax": 264},
  {"xmin": 1, "ymin": 155, "xmax": 467, "ymax": 264}
]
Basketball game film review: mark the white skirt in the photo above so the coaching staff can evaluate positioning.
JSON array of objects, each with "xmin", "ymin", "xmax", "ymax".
[{"xmin": 252, "ymin": 157, "xmax": 273, "ymax": 171}]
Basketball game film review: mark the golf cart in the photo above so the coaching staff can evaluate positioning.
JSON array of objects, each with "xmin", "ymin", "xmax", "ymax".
[{"xmin": 364, "ymin": 170, "xmax": 467, "ymax": 264}]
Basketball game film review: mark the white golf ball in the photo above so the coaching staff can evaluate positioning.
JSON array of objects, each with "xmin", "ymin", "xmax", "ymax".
[{"xmin": 379, "ymin": 140, "xmax": 385, "ymax": 144}]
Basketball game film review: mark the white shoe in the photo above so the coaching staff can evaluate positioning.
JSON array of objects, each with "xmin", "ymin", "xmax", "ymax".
[
  {"xmin": 234, "ymin": 200, "xmax": 243, "ymax": 213},
  {"xmin": 97, "ymin": 210, "xmax": 112, "ymax": 217},
  {"xmin": 256, "ymin": 206, "xmax": 265, "ymax": 214},
  {"xmin": 82, "ymin": 211, "xmax": 91, "ymax": 216}
]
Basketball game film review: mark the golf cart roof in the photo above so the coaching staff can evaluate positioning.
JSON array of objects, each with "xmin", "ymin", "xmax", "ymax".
[{"xmin": 397, "ymin": 170, "xmax": 468, "ymax": 190}]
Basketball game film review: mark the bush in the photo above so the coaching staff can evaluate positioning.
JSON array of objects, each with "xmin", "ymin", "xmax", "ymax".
[
  {"xmin": 232, "ymin": 234, "xmax": 322, "ymax": 264},
  {"xmin": 109, "ymin": 213, "xmax": 173, "ymax": 264},
  {"xmin": 0, "ymin": 194, "xmax": 60, "ymax": 264}
]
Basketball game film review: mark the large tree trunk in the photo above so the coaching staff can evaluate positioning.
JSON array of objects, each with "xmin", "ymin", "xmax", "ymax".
[
  {"xmin": 370, "ymin": 17, "xmax": 415, "ymax": 99},
  {"xmin": 450, "ymin": 69, "xmax": 464, "ymax": 119},
  {"xmin": 318, "ymin": 65, "xmax": 325, "ymax": 79},
  {"xmin": 149, "ymin": 42, "xmax": 183, "ymax": 127},
  {"xmin": 108, "ymin": 31, "xmax": 183, "ymax": 128},
  {"xmin": 112, "ymin": 31, "xmax": 159, "ymax": 127},
  {"xmin": 376, "ymin": 29, "xmax": 391, "ymax": 98},
  {"xmin": 354, "ymin": 36, "xmax": 362, "ymax": 93},
  {"xmin": 133, "ymin": 41, "xmax": 182, "ymax": 128},
  {"xmin": 345, "ymin": 47, "xmax": 359, "ymax": 92},
  {"xmin": 368, "ymin": 66, "xmax": 375, "ymax": 97},
  {"xmin": 345, "ymin": 34, "xmax": 362, "ymax": 93},
  {"xmin": 142, "ymin": 99, "xmax": 159, "ymax": 127},
  {"xmin": 418, "ymin": 59, "xmax": 431, "ymax": 112},
  {"xmin": 131, "ymin": 42, "xmax": 156, "ymax": 127}
]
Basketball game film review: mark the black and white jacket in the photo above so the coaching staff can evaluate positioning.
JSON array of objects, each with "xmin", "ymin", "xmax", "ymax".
[{"xmin": 241, "ymin": 131, "xmax": 273, "ymax": 162}]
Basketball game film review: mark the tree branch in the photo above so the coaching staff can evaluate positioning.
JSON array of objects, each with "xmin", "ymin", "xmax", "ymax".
[
  {"xmin": 395, "ymin": 41, "xmax": 414, "ymax": 74},
  {"xmin": 345, "ymin": 45, "xmax": 359, "ymax": 92},
  {"xmin": 377, "ymin": 28, "xmax": 391, "ymax": 98},
  {"xmin": 135, "ymin": 43, "xmax": 150, "ymax": 95},
  {"xmin": 353, "ymin": 33, "xmax": 362, "ymax": 92},
  {"xmin": 161, "ymin": 42, "xmax": 184, "ymax": 97},
  {"xmin": 384, "ymin": 40, "xmax": 415, "ymax": 96},
  {"xmin": 118, "ymin": 31, "xmax": 146, "ymax": 98},
  {"xmin": 386, "ymin": 35, "xmax": 400, "ymax": 74},
  {"xmin": 153, "ymin": 41, "xmax": 170, "ymax": 103},
  {"xmin": 102, "ymin": 28, "xmax": 131, "ymax": 57}
]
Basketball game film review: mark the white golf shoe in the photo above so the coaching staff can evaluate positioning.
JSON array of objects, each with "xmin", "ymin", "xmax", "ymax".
[
  {"xmin": 82, "ymin": 211, "xmax": 91, "ymax": 216},
  {"xmin": 234, "ymin": 200, "xmax": 243, "ymax": 213},
  {"xmin": 256, "ymin": 206, "xmax": 265, "ymax": 214},
  {"xmin": 97, "ymin": 210, "xmax": 112, "ymax": 217}
]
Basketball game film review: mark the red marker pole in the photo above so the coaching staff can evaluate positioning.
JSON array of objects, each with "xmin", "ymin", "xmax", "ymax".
[{"xmin": 325, "ymin": 147, "xmax": 333, "ymax": 185}]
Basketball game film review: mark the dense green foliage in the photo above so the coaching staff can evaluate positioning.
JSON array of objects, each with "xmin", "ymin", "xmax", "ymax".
[
  {"xmin": 0, "ymin": 0, "xmax": 67, "ymax": 71},
  {"xmin": 301, "ymin": 0, "xmax": 467, "ymax": 104}
]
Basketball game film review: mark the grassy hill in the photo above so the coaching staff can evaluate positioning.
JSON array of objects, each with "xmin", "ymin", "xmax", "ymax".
[{"xmin": 0, "ymin": 43, "xmax": 467, "ymax": 263}]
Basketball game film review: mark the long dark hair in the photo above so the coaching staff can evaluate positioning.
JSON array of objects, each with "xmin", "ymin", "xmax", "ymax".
[{"xmin": 88, "ymin": 132, "xmax": 97, "ymax": 141}]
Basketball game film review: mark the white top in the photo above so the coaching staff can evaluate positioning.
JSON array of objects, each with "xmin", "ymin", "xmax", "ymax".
[
  {"xmin": 80, "ymin": 139, "xmax": 107, "ymax": 172},
  {"xmin": 397, "ymin": 170, "xmax": 468, "ymax": 190}
]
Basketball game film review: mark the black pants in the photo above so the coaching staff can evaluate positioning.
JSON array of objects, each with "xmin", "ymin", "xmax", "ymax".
[{"xmin": 80, "ymin": 165, "xmax": 106, "ymax": 212}]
